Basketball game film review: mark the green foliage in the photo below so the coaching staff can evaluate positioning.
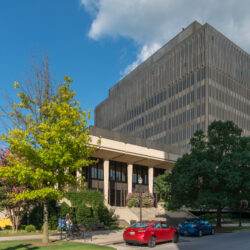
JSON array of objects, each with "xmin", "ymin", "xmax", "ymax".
[
  {"xmin": 126, "ymin": 193, "xmax": 140, "ymax": 208},
  {"xmin": 65, "ymin": 190, "xmax": 104, "ymax": 208},
  {"xmin": 158, "ymin": 121, "xmax": 250, "ymax": 228},
  {"xmin": 95, "ymin": 203, "xmax": 113, "ymax": 226},
  {"xmin": 4, "ymin": 225, "xmax": 12, "ymax": 230},
  {"xmin": 58, "ymin": 202, "xmax": 72, "ymax": 218},
  {"xmin": 0, "ymin": 76, "xmax": 96, "ymax": 241},
  {"xmin": 126, "ymin": 192, "xmax": 154, "ymax": 208},
  {"xmin": 25, "ymin": 224, "xmax": 36, "ymax": 232},
  {"xmin": 142, "ymin": 192, "xmax": 154, "ymax": 207},
  {"xmin": 76, "ymin": 203, "xmax": 93, "ymax": 225},
  {"xmin": 29, "ymin": 205, "xmax": 43, "ymax": 230}
]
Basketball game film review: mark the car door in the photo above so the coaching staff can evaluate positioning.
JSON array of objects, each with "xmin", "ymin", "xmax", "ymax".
[
  {"xmin": 161, "ymin": 222, "xmax": 174, "ymax": 241},
  {"xmin": 199, "ymin": 220, "xmax": 206, "ymax": 234},
  {"xmin": 152, "ymin": 222, "xmax": 162, "ymax": 242}
]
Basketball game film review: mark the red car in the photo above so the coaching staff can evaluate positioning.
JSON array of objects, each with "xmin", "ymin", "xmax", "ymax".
[{"xmin": 123, "ymin": 221, "xmax": 179, "ymax": 248}]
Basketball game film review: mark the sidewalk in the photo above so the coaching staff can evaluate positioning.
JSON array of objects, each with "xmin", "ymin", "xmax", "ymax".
[{"xmin": 0, "ymin": 229, "xmax": 125, "ymax": 246}]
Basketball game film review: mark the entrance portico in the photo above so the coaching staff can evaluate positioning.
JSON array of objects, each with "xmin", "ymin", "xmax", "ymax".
[{"xmin": 86, "ymin": 127, "xmax": 181, "ymax": 206}]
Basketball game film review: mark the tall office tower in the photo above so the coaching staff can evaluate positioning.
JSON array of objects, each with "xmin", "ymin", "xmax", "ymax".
[{"xmin": 95, "ymin": 21, "xmax": 250, "ymax": 151}]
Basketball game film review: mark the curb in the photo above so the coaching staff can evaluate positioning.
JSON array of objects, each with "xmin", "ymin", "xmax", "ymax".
[{"xmin": 96, "ymin": 240, "xmax": 124, "ymax": 245}]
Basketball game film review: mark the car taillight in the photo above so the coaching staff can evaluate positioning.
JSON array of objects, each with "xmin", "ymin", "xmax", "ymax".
[{"xmin": 138, "ymin": 230, "xmax": 146, "ymax": 233}]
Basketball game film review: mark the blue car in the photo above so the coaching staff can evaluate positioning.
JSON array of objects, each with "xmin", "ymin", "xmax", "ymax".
[{"xmin": 178, "ymin": 218, "xmax": 215, "ymax": 237}]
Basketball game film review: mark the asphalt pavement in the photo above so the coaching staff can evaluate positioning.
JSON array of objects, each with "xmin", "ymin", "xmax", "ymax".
[{"xmin": 111, "ymin": 229, "xmax": 250, "ymax": 250}]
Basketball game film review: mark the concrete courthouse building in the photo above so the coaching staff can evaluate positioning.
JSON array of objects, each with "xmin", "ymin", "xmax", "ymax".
[
  {"xmin": 95, "ymin": 21, "xmax": 250, "ymax": 151},
  {"xmin": 88, "ymin": 21, "xmax": 250, "ymax": 207}
]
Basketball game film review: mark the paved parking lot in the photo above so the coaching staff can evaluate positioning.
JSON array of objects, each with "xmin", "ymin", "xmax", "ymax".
[{"xmin": 111, "ymin": 230, "xmax": 250, "ymax": 250}]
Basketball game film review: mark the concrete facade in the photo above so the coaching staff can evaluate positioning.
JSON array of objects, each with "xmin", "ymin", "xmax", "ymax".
[
  {"xmin": 95, "ymin": 21, "xmax": 250, "ymax": 152},
  {"xmin": 86, "ymin": 127, "xmax": 180, "ymax": 206}
]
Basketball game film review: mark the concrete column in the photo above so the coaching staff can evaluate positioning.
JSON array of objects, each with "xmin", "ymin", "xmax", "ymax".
[
  {"xmin": 127, "ymin": 163, "xmax": 133, "ymax": 193},
  {"xmin": 103, "ymin": 160, "xmax": 109, "ymax": 205},
  {"xmin": 148, "ymin": 167, "xmax": 154, "ymax": 194},
  {"xmin": 76, "ymin": 170, "xmax": 82, "ymax": 191}
]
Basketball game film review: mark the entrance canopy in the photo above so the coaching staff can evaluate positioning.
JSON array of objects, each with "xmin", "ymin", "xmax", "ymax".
[{"xmin": 89, "ymin": 127, "xmax": 181, "ymax": 170}]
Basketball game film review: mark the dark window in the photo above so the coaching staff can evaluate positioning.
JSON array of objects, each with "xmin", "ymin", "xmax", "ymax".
[
  {"xmin": 187, "ymin": 93, "xmax": 190, "ymax": 104},
  {"xmin": 197, "ymin": 87, "xmax": 201, "ymax": 99},
  {"xmin": 197, "ymin": 105, "xmax": 201, "ymax": 117},
  {"xmin": 183, "ymin": 95, "xmax": 186, "ymax": 106},
  {"xmin": 191, "ymin": 72, "xmax": 195, "ymax": 85},
  {"xmin": 202, "ymin": 85, "xmax": 206, "ymax": 97},
  {"xmin": 202, "ymin": 103, "xmax": 205, "ymax": 115},
  {"xmin": 191, "ymin": 91, "xmax": 195, "ymax": 102}
]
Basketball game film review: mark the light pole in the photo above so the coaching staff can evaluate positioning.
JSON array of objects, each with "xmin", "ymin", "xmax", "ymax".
[
  {"xmin": 138, "ymin": 175, "xmax": 143, "ymax": 222},
  {"xmin": 239, "ymin": 190, "xmax": 242, "ymax": 227}
]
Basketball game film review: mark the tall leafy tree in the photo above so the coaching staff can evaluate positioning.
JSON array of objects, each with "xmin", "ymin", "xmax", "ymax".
[
  {"xmin": 156, "ymin": 121, "xmax": 250, "ymax": 227},
  {"xmin": 0, "ymin": 76, "xmax": 95, "ymax": 242},
  {"xmin": 0, "ymin": 148, "xmax": 29, "ymax": 231}
]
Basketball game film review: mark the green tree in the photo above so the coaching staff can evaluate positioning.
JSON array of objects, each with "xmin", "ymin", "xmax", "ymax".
[
  {"xmin": 156, "ymin": 121, "xmax": 250, "ymax": 227},
  {"xmin": 0, "ymin": 76, "xmax": 95, "ymax": 242}
]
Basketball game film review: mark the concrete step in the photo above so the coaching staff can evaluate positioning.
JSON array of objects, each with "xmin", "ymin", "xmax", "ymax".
[{"xmin": 111, "ymin": 205, "xmax": 196, "ymax": 227}]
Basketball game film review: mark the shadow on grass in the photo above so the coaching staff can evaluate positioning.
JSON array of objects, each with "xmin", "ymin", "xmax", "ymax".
[{"xmin": 0, "ymin": 243, "xmax": 39, "ymax": 250}]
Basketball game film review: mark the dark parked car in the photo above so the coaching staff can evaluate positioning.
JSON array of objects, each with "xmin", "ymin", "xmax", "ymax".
[
  {"xmin": 123, "ymin": 221, "xmax": 179, "ymax": 248},
  {"xmin": 178, "ymin": 218, "xmax": 215, "ymax": 236}
]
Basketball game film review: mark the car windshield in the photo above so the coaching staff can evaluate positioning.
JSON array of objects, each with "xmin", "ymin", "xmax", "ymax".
[
  {"xmin": 130, "ymin": 222, "xmax": 150, "ymax": 228},
  {"xmin": 185, "ymin": 219, "xmax": 199, "ymax": 223}
]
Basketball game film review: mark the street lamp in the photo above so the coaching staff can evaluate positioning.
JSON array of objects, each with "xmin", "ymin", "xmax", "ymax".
[
  {"xmin": 138, "ymin": 175, "xmax": 143, "ymax": 222},
  {"xmin": 239, "ymin": 190, "xmax": 242, "ymax": 227}
]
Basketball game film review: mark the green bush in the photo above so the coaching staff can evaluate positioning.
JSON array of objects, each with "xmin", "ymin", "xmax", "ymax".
[
  {"xmin": 65, "ymin": 190, "xmax": 104, "ymax": 208},
  {"xmin": 58, "ymin": 202, "xmax": 72, "ymax": 218},
  {"xmin": 25, "ymin": 224, "xmax": 36, "ymax": 232},
  {"xmin": 142, "ymin": 192, "xmax": 154, "ymax": 208},
  {"xmin": 126, "ymin": 193, "xmax": 140, "ymax": 208},
  {"xmin": 29, "ymin": 205, "xmax": 43, "ymax": 230},
  {"xmin": 4, "ymin": 225, "xmax": 12, "ymax": 230},
  {"xmin": 95, "ymin": 203, "xmax": 113, "ymax": 226},
  {"xmin": 76, "ymin": 203, "xmax": 93, "ymax": 225},
  {"xmin": 48, "ymin": 215, "xmax": 58, "ymax": 230}
]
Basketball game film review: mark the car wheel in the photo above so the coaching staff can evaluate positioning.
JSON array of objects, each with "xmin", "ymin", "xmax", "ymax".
[
  {"xmin": 211, "ymin": 228, "xmax": 215, "ymax": 235},
  {"xmin": 172, "ymin": 233, "xmax": 179, "ymax": 243},
  {"xmin": 148, "ymin": 236, "xmax": 156, "ymax": 248},
  {"xmin": 125, "ymin": 241, "xmax": 131, "ymax": 245},
  {"xmin": 198, "ymin": 230, "xmax": 203, "ymax": 237}
]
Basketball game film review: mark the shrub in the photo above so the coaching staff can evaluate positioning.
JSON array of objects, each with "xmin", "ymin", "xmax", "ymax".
[
  {"xmin": 48, "ymin": 215, "xmax": 58, "ymax": 230},
  {"xmin": 58, "ymin": 202, "xmax": 72, "ymax": 218},
  {"xmin": 29, "ymin": 205, "xmax": 43, "ymax": 230},
  {"xmin": 126, "ymin": 193, "xmax": 139, "ymax": 208},
  {"xmin": 76, "ymin": 203, "xmax": 92, "ymax": 225},
  {"xmin": 126, "ymin": 192, "xmax": 154, "ymax": 208},
  {"xmin": 4, "ymin": 225, "xmax": 12, "ymax": 230},
  {"xmin": 142, "ymin": 192, "xmax": 154, "ymax": 208},
  {"xmin": 65, "ymin": 190, "xmax": 104, "ymax": 208},
  {"xmin": 25, "ymin": 224, "xmax": 36, "ymax": 232},
  {"xmin": 95, "ymin": 203, "xmax": 113, "ymax": 226}
]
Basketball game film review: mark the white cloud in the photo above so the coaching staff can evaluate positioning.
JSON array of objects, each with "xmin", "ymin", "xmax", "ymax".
[{"xmin": 81, "ymin": 0, "xmax": 250, "ymax": 75}]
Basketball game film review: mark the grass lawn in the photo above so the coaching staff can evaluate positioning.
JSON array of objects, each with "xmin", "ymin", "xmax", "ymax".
[
  {"xmin": 0, "ymin": 231, "xmax": 42, "ymax": 237},
  {"xmin": 216, "ymin": 226, "xmax": 250, "ymax": 233},
  {"xmin": 0, "ymin": 240, "xmax": 116, "ymax": 250}
]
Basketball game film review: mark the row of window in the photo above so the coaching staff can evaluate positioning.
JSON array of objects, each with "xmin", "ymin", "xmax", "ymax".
[
  {"xmin": 169, "ymin": 121, "xmax": 206, "ymax": 145},
  {"xmin": 145, "ymin": 121, "xmax": 167, "ymax": 138},
  {"xmin": 126, "ymin": 117, "xmax": 144, "ymax": 132},
  {"xmin": 145, "ymin": 90, "xmax": 167, "ymax": 111},
  {"xmin": 145, "ymin": 106, "xmax": 166, "ymax": 124},
  {"xmin": 168, "ymin": 68, "xmax": 206, "ymax": 98},
  {"xmin": 169, "ymin": 103, "xmax": 205, "ymax": 129},
  {"xmin": 209, "ymin": 85, "xmax": 250, "ymax": 115},
  {"xmin": 88, "ymin": 160, "xmax": 153, "ymax": 184}
]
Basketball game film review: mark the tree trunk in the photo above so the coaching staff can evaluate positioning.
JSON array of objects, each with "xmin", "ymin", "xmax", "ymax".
[
  {"xmin": 216, "ymin": 207, "xmax": 222, "ymax": 228},
  {"xmin": 42, "ymin": 200, "xmax": 49, "ymax": 243}
]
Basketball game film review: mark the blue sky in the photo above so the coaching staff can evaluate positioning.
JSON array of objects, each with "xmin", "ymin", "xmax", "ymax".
[
  {"xmin": 0, "ymin": 0, "xmax": 137, "ymax": 127},
  {"xmin": 1, "ymin": 0, "xmax": 250, "ymax": 129}
]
